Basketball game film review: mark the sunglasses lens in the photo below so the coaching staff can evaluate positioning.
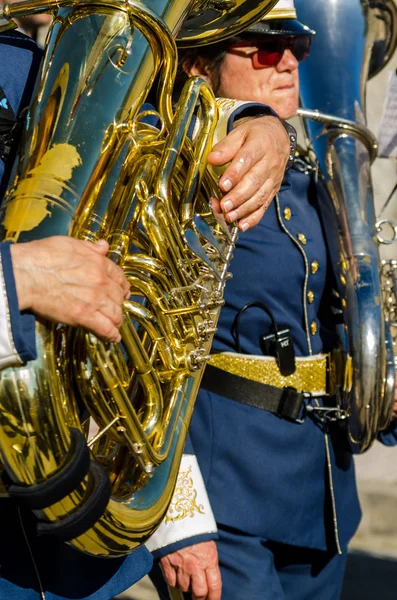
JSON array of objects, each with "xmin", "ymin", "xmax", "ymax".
[
  {"xmin": 255, "ymin": 48, "xmax": 282, "ymax": 67},
  {"xmin": 228, "ymin": 36, "xmax": 312, "ymax": 69},
  {"xmin": 291, "ymin": 37, "xmax": 311, "ymax": 61}
]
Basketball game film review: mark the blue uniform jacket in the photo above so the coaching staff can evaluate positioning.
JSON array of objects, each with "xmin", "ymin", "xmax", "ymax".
[
  {"xmin": 184, "ymin": 161, "xmax": 397, "ymax": 554},
  {"xmin": 0, "ymin": 30, "xmax": 152, "ymax": 600}
]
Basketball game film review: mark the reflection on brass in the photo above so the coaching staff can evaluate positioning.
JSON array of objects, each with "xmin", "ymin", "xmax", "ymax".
[
  {"xmin": 0, "ymin": 0, "xmax": 278, "ymax": 557},
  {"xmin": 4, "ymin": 144, "xmax": 81, "ymax": 240}
]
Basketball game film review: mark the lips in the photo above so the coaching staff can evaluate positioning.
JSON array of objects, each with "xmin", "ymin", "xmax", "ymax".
[{"xmin": 274, "ymin": 83, "xmax": 295, "ymax": 91}]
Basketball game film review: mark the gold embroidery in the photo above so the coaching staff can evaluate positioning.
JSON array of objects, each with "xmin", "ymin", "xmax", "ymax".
[
  {"xmin": 215, "ymin": 98, "xmax": 237, "ymax": 111},
  {"xmin": 165, "ymin": 466, "xmax": 204, "ymax": 523}
]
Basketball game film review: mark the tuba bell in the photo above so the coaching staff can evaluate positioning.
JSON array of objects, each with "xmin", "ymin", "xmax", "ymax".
[
  {"xmin": 295, "ymin": 0, "xmax": 397, "ymax": 452},
  {"xmin": 0, "ymin": 0, "xmax": 278, "ymax": 556}
]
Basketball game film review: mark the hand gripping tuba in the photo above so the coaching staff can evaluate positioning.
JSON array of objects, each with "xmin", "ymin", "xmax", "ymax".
[
  {"xmin": 0, "ymin": 0, "xmax": 278, "ymax": 556},
  {"xmin": 295, "ymin": 0, "xmax": 397, "ymax": 452}
]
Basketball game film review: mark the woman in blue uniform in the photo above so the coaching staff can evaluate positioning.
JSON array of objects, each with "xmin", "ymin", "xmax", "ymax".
[{"xmin": 148, "ymin": 2, "xmax": 397, "ymax": 599}]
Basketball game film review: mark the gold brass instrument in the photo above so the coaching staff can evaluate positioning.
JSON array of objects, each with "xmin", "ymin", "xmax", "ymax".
[
  {"xmin": 0, "ymin": 0, "xmax": 278, "ymax": 556},
  {"xmin": 295, "ymin": 0, "xmax": 397, "ymax": 452}
]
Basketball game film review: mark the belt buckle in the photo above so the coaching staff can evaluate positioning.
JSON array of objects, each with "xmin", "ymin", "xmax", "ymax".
[
  {"xmin": 279, "ymin": 386, "xmax": 307, "ymax": 424},
  {"xmin": 292, "ymin": 390, "xmax": 313, "ymax": 424},
  {"xmin": 303, "ymin": 392, "xmax": 348, "ymax": 422}
]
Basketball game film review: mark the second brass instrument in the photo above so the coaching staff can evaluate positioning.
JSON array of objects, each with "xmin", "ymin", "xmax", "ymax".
[{"xmin": 296, "ymin": 0, "xmax": 397, "ymax": 452}]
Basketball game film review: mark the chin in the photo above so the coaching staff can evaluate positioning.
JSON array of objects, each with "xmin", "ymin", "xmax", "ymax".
[{"xmin": 274, "ymin": 100, "xmax": 298, "ymax": 121}]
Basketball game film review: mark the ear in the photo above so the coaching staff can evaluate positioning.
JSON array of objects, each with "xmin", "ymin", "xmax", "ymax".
[{"xmin": 182, "ymin": 56, "xmax": 211, "ymax": 81}]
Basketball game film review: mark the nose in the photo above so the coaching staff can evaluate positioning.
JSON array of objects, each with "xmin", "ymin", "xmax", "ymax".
[{"xmin": 276, "ymin": 48, "xmax": 299, "ymax": 72}]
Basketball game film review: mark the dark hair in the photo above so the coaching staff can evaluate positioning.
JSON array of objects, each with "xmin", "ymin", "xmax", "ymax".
[
  {"xmin": 174, "ymin": 32, "xmax": 280, "ymax": 99},
  {"xmin": 174, "ymin": 38, "xmax": 240, "ymax": 99}
]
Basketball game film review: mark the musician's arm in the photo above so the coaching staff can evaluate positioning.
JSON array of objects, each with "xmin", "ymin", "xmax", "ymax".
[
  {"xmin": 0, "ymin": 242, "xmax": 36, "ymax": 369},
  {"xmin": 210, "ymin": 100, "xmax": 293, "ymax": 231},
  {"xmin": 146, "ymin": 437, "xmax": 218, "ymax": 558},
  {"xmin": 0, "ymin": 236, "xmax": 133, "ymax": 369},
  {"xmin": 146, "ymin": 437, "xmax": 220, "ymax": 599}
]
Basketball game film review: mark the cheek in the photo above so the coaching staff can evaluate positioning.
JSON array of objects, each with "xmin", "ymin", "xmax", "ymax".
[{"xmin": 219, "ymin": 68, "xmax": 273, "ymax": 103}]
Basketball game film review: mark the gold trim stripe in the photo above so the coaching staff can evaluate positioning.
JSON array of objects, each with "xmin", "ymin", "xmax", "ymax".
[
  {"xmin": 209, "ymin": 353, "xmax": 328, "ymax": 395},
  {"xmin": 262, "ymin": 9, "xmax": 297, "ymax": 20}
]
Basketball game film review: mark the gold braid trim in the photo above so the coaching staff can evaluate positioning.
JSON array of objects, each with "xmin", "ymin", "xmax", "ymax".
[{"xmin": 165, "ymin": 466, "xmax": 205, "ymax": 523}]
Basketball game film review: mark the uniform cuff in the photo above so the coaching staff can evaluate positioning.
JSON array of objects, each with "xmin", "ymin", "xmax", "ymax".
[
  {"xmin": 378, "ymin": 419, "xmax": 397, "ymax": 446},
  {"xmin": 213, "ymin": 99, "xmax": 278, "ymax": 145},
  {"xmin": 145, "ymin": 454, "xmax": 217, "ymax": 554},
  {"xmin": 0, "ymin": 241, "xmax": 36, "ymax": 368},
  {"xmin": 225, "ymin": 101, "xmax": 279, "ymax": 134},
  {"xmin": 151, "ymin": 532, "xmax": 218, "ymax": 561}
]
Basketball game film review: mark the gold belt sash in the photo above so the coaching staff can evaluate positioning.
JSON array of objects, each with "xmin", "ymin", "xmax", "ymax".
[{"xmin": 209, "ymin": 353, "xmax": 328, "ymax": 396}]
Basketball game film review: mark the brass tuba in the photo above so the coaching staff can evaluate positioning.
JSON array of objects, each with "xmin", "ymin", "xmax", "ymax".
[
  {"xmin": 0, "ymin": 0, "xmax": 278, "ymax": 556},
  {"xmin": 295, "ymin": 0, "xmax": 397, "ymax": 452}
]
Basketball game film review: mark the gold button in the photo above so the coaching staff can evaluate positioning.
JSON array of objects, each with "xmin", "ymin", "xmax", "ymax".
[
  {"xmin": 284, "ymin": 207, "xmax": 292, "ymax": 221},
  {"xmin": 341, "ymin": 298, "xmax": 347, "ymax": 309},
  {"xmin": 339, "ymin": 252, "xmax": 349, "ymax": 273},
  {"xmin": 307, "ymin": 290, "xmax": 314, "ymax": 303},
  {"xmin": 340, "ymin": 274, "xmax": 347, "ymax": 286},
  {"xmin": 310, "ymin": 321, "xmax": 317, "ymax": 335},
  {"xmin": 297, "ymin": 233, "xmax": 307, "ymax": 245},
  {"xmin": 311, "ymin": 260, "xmax": 319, "ymax": 274}
]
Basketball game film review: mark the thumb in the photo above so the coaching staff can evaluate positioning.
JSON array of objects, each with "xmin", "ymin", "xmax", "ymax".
[
  {"xmin": 84, "ymin": 239, "xmax": 109, "ymax": 255},
  {"xmin": 208, "ymin": 128, "xmax": 245, "ymax": 166}
]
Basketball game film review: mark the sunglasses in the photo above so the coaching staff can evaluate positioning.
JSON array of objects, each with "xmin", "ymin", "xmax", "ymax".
[{"xmin": 227, "ymin": 37, "xmax": 312, "ymax": 69}]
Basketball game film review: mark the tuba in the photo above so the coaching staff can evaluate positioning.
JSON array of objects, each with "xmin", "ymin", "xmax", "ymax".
[
  {"xmin": 295, "ymin": 0, "xmax": 397, "ymax": 452},
  {"xmin": 0, "ymin": 0, "xmax": 278, "ymax": 556}
]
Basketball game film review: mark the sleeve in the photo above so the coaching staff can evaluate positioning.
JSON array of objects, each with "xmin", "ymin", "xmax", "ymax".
[
  {"xmin": 377, "ymin": 419, "xmax": 397, "ymax": 446},
  {"xmin": 212, "ymin": 99, "xmax": 279, "ymax": 143},
  {"xmin": 0, "ymin": 241, "xmax": 36, "ymax": 369},
  {"xmin": 145, "ymin": 443, "xmax": 218, "ymax": 559}
]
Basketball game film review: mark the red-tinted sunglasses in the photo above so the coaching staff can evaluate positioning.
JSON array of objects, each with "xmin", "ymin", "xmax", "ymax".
[{"xmin": 227, "ymin": 37, "xmax": 312, "ymax": 69}]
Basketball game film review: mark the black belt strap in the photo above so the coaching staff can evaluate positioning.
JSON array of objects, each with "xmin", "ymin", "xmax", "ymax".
[
  {"xmin": 36, "ymin": 461, "xmax": 112, "ymax": 542},
  {"xmin": 201, "ymin": 364, "xmax": 306, "ymax": 422},
  {"xmin": 6, "ymin": 428, "xmax": 90, "ymax": 510},
  {"xmin": 4, "ymin": 428, "xmax": 112, "ymax": 542}
]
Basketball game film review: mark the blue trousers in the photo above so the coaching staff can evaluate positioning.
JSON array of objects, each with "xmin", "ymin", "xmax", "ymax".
[{"xmin": 151, "ymin": 525, "xmax": 347, "ymax": 600}]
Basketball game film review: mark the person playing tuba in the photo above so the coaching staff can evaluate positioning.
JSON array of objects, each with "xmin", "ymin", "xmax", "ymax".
[
  {"xmin": 147, "ymin": 2, "xmax": 397, "ymax": 599},
  {"xmin": 0, "ymin": 5, "xmax": 296, "ymax": 600}
]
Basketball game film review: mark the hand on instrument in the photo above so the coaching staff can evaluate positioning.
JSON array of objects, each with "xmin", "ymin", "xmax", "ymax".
[
  {"xmin": 208, "ymin": 115, "xmax": 290, "ymax": 231},
  {"xmin": 160, "ymin": 540, "xmax": 222, "ymax": 600},
  {"xmin": 10, "ymin": 236, "xmax": 130, "ymax": 343}
]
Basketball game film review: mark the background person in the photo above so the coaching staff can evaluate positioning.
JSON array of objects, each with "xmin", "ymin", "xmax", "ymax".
[{"xmin": 147, "ymin": 2, "xmax": 397, "ymax": 599}]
